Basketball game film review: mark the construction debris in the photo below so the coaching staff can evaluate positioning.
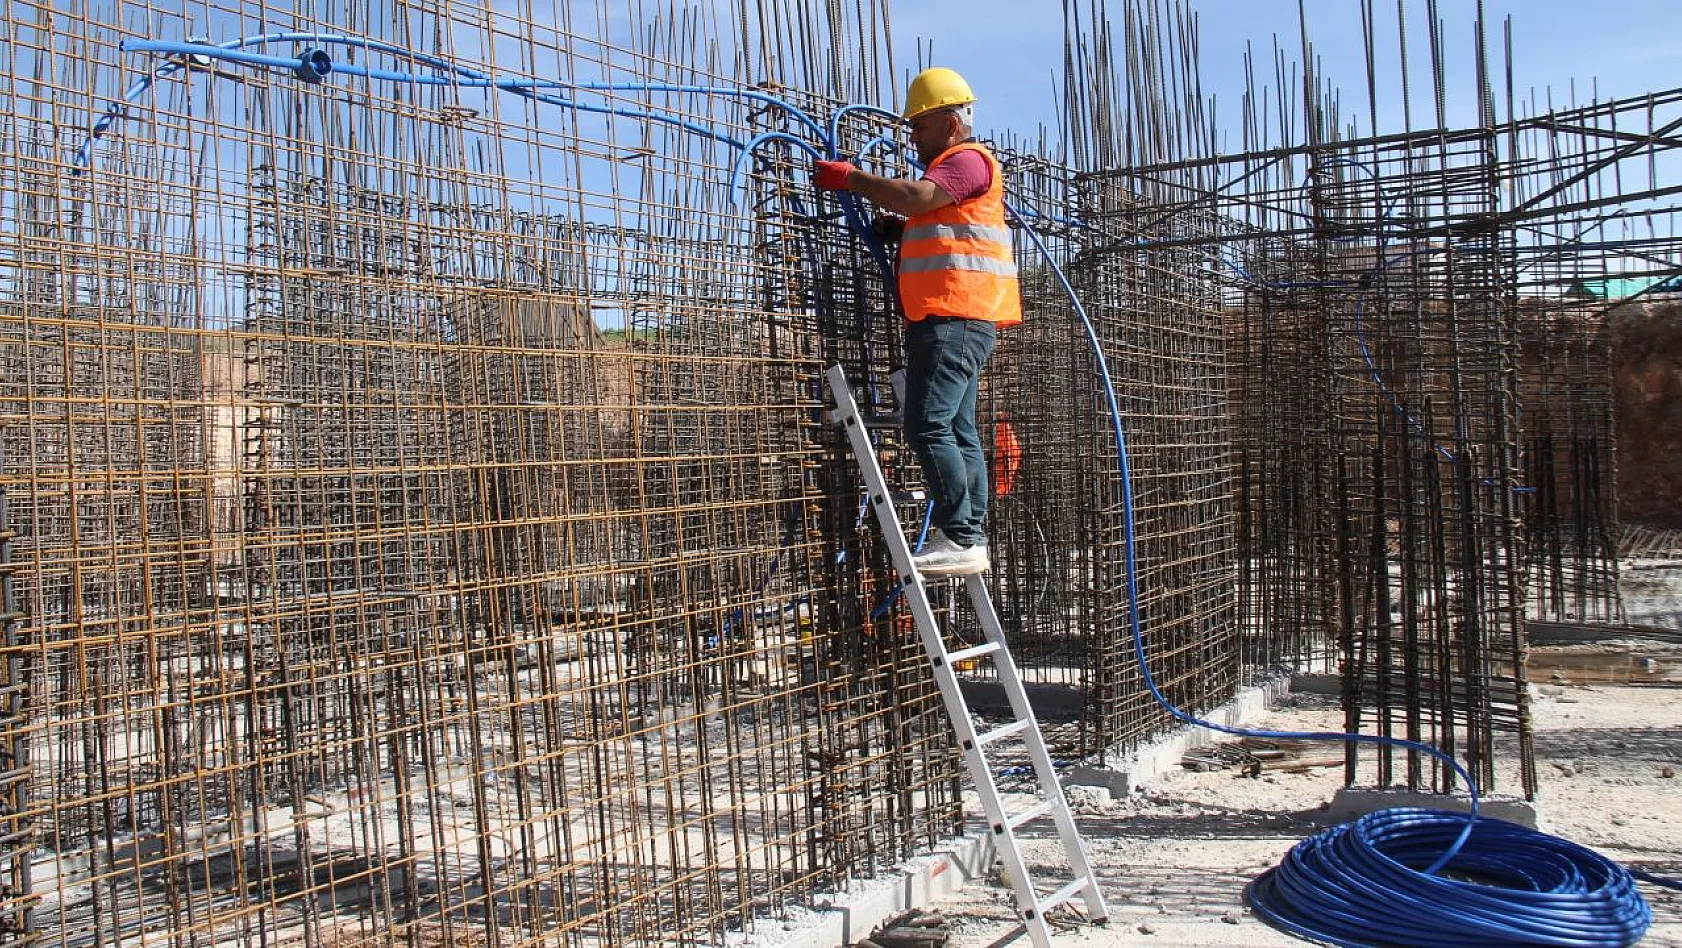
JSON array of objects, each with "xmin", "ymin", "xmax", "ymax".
[{"xmin": 863, "ymin": 910, "xmax": 951, "ymax": 948}]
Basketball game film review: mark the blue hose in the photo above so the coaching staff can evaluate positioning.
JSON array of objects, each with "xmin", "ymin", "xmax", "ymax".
[
  {"xmin": 81, "ymin": 34, "xmax": 838, "ymax": 169},
  {"xmin": 1247, "ymin": 809, "xmax": 1651, "ymax": 947}
]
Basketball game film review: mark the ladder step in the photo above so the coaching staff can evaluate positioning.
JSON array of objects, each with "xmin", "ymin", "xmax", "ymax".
[
  {"xmin": 944, "ymin": 641, "xmax": 1003, "ymax": 666},
  {"xmin": 1031, "ymin": 877, "xmax": 1095, "ymax": 920},
  {"xmin": 863, "ymin": 488, "xmax": 926, "ymax": 507},
  {"xmin": 972, "ymin": 719, "xmax": 1031, "ymax": 749},
  {"xmin": 1001, "ymin": 799, "xmax": 1056, "ymax": 832},
  {"xmin": 862, "ymin": 489, "xmax": 926, "ymax": 510}
]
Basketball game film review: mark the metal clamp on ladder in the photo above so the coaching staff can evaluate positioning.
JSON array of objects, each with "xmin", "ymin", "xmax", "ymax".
[{"xmin": 825, "ymin": 364, "xmax": 1108, "ymax": 947}]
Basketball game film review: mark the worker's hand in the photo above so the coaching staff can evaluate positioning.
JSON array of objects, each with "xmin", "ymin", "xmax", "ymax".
[
  {"xmin": 871, "ymin": 215, "xmax": 906, "ymax": 243},
  {"xmin": 813, "ymin": 160, "xmax": 857, "ymax": 191}
]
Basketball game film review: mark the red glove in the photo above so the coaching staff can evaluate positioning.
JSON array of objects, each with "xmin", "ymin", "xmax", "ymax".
[{"xmin": 813, "ymin": 160, "xmax": 857, "ymax": 190}]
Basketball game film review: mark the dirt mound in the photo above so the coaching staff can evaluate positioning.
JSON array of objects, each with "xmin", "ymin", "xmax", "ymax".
[{"xmin": 1610, "ymin": 300, "xmax": 1682, "ymax": 528}]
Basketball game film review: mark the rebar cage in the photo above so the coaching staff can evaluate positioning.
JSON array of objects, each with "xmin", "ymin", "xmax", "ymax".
[
  {"xmin": 0, "ymin": 0, "xmax": 1673, "ymax": 945},
  {"xmin": 0, "ymin": 1, "xmax": 958, "ymax": 944}
]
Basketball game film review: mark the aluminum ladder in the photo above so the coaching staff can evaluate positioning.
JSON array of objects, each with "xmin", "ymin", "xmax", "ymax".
[{"xmin": 825, "ymin": 364, "xmax": 1109, "ymax": 948}]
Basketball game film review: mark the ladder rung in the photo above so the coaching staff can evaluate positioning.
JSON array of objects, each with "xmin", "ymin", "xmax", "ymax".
[
  {"xmin": 971, "ymin": 719, "xmax": 1031, "ymax": 749},
  {"xmin": 944, "ymin": 641, "xmax": 1002, "ymax": 666},
  {"xmin": 864, "ymin": 488, "xmax": 927, "ymax": 508},
  {"xmin": 1001, "ymin": 799, "xmax": 1056, "ymax": 833},
  {"xmin": 1031, "ymin": 877, "xmax": 1095, "ymax": 920}
]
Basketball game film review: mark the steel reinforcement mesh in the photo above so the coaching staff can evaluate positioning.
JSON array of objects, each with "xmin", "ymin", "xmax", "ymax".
[
  {"xmin": 1503, "ymin": 87, "xmax": 1682, "ymax": 623},
  {"xmin": 975, "ymin": 151, "xmax": 1241, "ymax": 759},
  {"xmin": 0, "ymin": 0, "xmax": 1672, "ymax": 943},
  {"xmin": 1075, "ymin": 3, "xmax": 1680, "ymax": 801},
  {"xmin": 1066, "ymin": 4, "xmax": 1498, "ymax": 800},
  {"xmin": 1516, "ymin": 303, "xmax": 1622, "ymax": 624},
  {"xmin": 949, "ymin": 1, "xmax": 1246, "ymax": 762},
  {"xmin": 0, "ymin": 2, "xmax": 959, "ymax": 945},
  {"xmin": 1145, "ymin": 90, "xmax": 1544, "ymax": 796}
]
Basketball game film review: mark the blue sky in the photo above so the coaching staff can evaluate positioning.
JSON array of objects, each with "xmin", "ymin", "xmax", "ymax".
[{"xmin": 888, "ymin": 1, "xmax": 1682, "ymax": 145}]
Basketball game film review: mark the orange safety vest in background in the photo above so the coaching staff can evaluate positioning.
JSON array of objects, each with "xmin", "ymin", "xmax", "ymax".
[
  {"xmin": 898, "ymin": 142, "xmax": 1023, "ymax": 326},
  {"xmin": 991, "ymin": 417, "xmax": 1022, "ymax": 497}
]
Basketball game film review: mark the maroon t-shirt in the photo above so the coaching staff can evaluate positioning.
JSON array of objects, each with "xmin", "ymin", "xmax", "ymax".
[{"xmin": 923, "ymin": 148, "xmax": 992, "ymax": 204}]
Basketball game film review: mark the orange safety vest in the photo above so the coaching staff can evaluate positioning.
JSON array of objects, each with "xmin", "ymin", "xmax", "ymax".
[
  {"xmin": 898, "ymin": 142, "xmax": 1023, "ymax": 326},
  {"xmin": 991, "ymin": 417, "xmax": 1022, "ymax": 497}
]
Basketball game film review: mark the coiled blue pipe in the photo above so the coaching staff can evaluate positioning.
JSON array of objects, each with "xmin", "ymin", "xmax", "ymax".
[{"xmin": 1248, "ymin": 808, "xmax": 1651, "ymax": 947}]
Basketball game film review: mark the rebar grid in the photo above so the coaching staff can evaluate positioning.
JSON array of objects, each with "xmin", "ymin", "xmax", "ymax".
[
  {"xmin": 1516, "ymin": 303, "xmax": 1621, "ymax": 624},
  {"xmin": 0, "ymin": 2, "xmax": 962, "ymax": 945},
  {"xmin": 1502, "ymin": 88, "xmax": 1682, "ymax": 619},
  {"xmin": 966, "ymin": 0, "xmax": 1244, "ymax": 759},
  {"xmin": 0, "ymin": 0, "xmax": 1673, "ymax": 943},
  {"xmin": 1202, "ymin": 116, "xmax": 1535, "ymax": 787},
  {"xmin": 1074, "ymin": 0, "xmax": 1678, "ymax": 800}
]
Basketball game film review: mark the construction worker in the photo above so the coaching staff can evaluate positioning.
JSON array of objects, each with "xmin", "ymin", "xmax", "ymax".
[{"xmin": 813, "ymin": 67, "xmax": 1022, "ymax": 576}]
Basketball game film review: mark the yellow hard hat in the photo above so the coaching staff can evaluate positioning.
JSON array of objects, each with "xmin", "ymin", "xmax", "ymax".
[{"xmin": 904, "ymin": 67, "xmax": 976, "ymax": 120}]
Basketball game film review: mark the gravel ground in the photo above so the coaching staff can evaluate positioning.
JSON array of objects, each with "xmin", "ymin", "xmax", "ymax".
[{"xmin": 930, "ymin": 678, "xmax": 1682, "ymax": 948}]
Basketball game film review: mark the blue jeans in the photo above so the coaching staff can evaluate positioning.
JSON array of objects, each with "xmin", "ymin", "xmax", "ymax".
[{"xmin": 904, "ymin": 317, "xmax": 997, "ymax": 548}]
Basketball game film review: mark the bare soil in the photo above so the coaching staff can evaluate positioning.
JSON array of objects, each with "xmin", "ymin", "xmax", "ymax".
[{"xmin": 932, "ymin": 670, "xmax": 1682, "ymax": 947}]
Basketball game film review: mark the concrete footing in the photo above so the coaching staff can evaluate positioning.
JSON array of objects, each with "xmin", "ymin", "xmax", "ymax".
[
  {"xmin": 760, "ymin": 832, "xmax": 997, "ymax": 948},
  {"xmin": 1326, "ymin": 788, "xmax": 1543, "ymax": 828},
  {"xmin": 1064, "ymin": 676, "xmax": 1294, "ymax": 797}
]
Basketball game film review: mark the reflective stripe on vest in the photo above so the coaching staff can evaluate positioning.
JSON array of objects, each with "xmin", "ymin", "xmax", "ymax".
[
  {"xmin": 902, "ymin": 222, "xmax": 1014, "ymax": 244},
  {"xmin": 899, "ymin": 253, "xmax": 1019, "ymax": 277},
  {"xmin": 897, "ymin": 142, "xmax": 1023, "ymax": 327}
]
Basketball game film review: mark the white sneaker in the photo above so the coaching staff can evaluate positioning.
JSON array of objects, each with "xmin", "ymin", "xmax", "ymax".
[{"xmin": 912, "ymin": 531, "xmax": 989, "ymax": 576}]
